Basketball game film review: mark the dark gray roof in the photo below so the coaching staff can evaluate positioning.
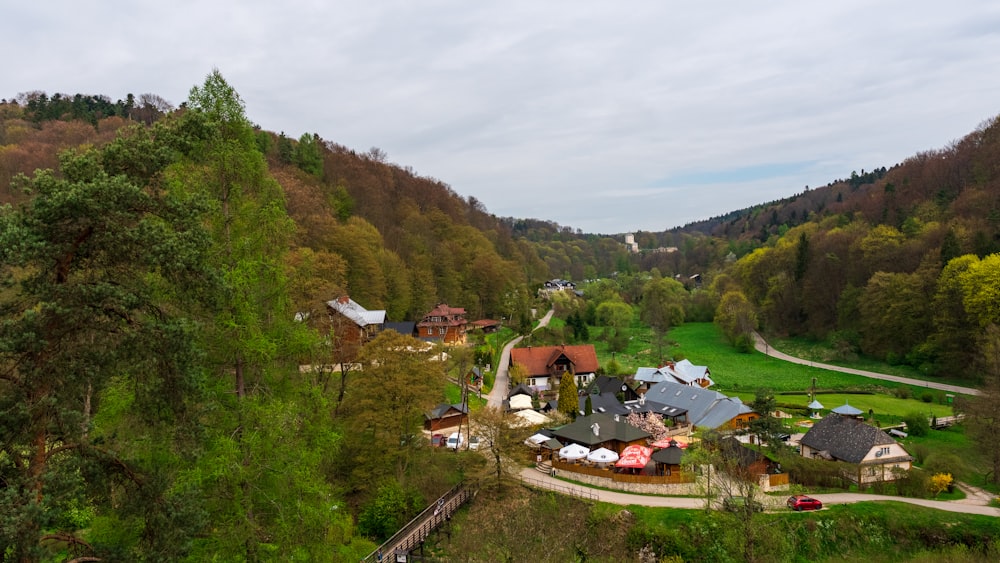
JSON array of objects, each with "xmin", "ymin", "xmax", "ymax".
[
  {"xmin": 509, "ymin": 383, "xmax": 534, "ymax": 397},
  {"xmin": 586, "ymin": 375, "xmax": 631, "ymax": 395},
  {"xmin": 551, "ymin": 413, "xmax": 650, "ymax": 447},
  {"xmin": 831, "ymin": 402, "xmax": 864, "ymax": 416},
  {"xmin": 652, "ymin": 445, "xmax": 684, "ymax": 465},
  {"xmin": 643, "ymin": 381, "xmax": 751, "ymax": 429},
  {"xmin": 425, "ymin": 403, "xmax": 467, "ymax": 420},
  {"xmin": 579, "ymin": 392, "xmax": 629, "ymax": 416},
  {"xmin": 383, "ymin": 322, "xmax": 416, "ymax": 336},
  {"xmin": 800, "ymin": 415, "xmax": 901, "ymax": 464}
]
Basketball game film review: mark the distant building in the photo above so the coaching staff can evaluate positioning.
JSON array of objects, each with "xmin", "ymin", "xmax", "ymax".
[{"xmin": 625, "ymin": 233, "xmax": 639, "ymax": 253}]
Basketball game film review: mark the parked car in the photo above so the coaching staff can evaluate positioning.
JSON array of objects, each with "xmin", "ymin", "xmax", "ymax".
[
  {"xmin": 431, "ymin": 433, "xmax": 445, "ymax": 447},
  {"xmin": 446, "ymin": 432, "xmax": 464, "ymax": 450},
  {"xmin": 723, "ymin": 496, "xmax": 764, "ymax": 513},
  {"xmin": 468, "ymin": 436, "xmax": 481, "ymax": 450},
  {"xmin": 786, "ymin": 495, "xmax": 823, "ymax": 511}
]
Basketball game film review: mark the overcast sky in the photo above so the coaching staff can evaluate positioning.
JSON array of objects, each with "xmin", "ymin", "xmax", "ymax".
[{"xmin": 6, "ymin": 1, "xmax": 1000, "ymax": 234}]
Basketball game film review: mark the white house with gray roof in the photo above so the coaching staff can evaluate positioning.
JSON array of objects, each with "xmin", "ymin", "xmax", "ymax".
[
  {"xmin": 799, "ymin": 414, "xmax": 913, "ymax": 483},
  {"xmin": 634, "ymin": 359, "xmax": 714, "ymax": 388}
]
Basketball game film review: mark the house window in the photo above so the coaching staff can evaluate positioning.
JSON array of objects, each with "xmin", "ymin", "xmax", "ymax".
[
  {"xmin": 439, "ymin": 327, "xmax": 446, "ymax": 335},
  {"xmin": 881, "ymin": 446, "xmax": 890, "ymax": 455},
  {"xmin": 426, "ymin": 328, "xmax": 434, "ymax": 336}
]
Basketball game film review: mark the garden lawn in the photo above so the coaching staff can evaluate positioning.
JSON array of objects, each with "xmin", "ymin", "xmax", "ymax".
[
  {"xmin": 728, "ymin": 391, "xmax": 953, "ymax": 421},
  {"xmin": 666, "ymin": 323, "xmax": 941, "ymax": 394}
]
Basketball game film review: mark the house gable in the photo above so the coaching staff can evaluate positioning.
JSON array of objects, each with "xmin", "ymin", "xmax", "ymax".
[{"xmin": 800, "ymin": 414, "xmax": 910, "ymax": 465}]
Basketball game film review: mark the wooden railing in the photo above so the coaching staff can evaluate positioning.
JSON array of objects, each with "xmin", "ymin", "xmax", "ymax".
[
  {"xmin": 363, "ymin": 481, "xmax": 476, "ymax": 562},
  {"xmin": 518, "ymin": 474, "xmax": 598, "ymax": 501}
]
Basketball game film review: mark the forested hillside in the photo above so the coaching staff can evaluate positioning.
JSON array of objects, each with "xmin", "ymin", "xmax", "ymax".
[
  {"xmin": 699, "ymin": 114, "xmax": 1000, "ymax": 381},
  {"xmin": 3, "ymin": 70, "xmax": 1000, "ymax": 560}
]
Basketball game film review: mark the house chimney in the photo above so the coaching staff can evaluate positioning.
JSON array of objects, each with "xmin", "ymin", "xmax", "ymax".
[
  {"xmin": 592, "ymin": 423, "xmax": 600, "ymax": 436},
  {"xmin": 338, "ymin": 295, "xmax": 349, "ymax": 304}
]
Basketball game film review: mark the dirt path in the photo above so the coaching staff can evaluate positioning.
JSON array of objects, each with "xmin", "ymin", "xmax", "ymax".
[{"xmin": 752, "ymin": 332, "xmax": 980, "ymax": 396}]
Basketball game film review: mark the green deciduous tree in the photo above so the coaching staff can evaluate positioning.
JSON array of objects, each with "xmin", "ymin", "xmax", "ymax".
[
  {"xmin": 640, "ymin": 276, "xmax": 687, "ymax": 360},
  {"xmin": 472, "ymin": 407, "xmax": 524, "ymax": 490},
  {"xmin": 958, "ymin": 324, "xmax": 1000, "ymax": 484},
  {"xmin": 715, "ymin": 291, "xmax": 757, "ymax": 352},
  {"xmin": 596, "ymin": 299, "xmax": 633, "ymax": 334},
  {"xmin": 342, "ymin": 330, "xmax": 448, "ymax": 487}
]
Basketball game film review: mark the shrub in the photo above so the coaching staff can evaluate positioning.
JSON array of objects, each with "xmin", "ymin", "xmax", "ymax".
[
  {"xmin": 902, "ymin": 412, "xmax": 930, "ymax": 437},
  {"xmin": 930, "ymin": 473, "xmax": 954, "ymax": 497},
  {"xmin": 921, "ymin": 392, "xmax": 934, "ymax": 403},
  {"xmin": 894, "ymin": 467, "xmax": 930, "ymax": 498},
  {"xmin": 923, "ymin": 453, "xmax": 965, "ymax": 477}
]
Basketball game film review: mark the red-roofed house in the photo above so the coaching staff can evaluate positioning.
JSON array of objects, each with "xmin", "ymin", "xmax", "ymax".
[
  {"xmin": 417, "ymin": 303, "xmax": 468, "ymax": 345},
  {"xmin": 509, "ymin": 344, "xmax": 599, "ymax": 391}
]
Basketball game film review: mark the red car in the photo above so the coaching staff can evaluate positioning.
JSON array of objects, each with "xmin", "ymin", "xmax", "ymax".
[{"xmin": 787, "ymin": 495, "xmax": 823, "ymax": 511}]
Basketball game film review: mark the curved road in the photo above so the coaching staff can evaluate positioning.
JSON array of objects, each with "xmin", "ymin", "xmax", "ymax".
[
  {"xmin": 753, "ymin": 332, "xmax": 981, "ymax": 396},
  {"xmin": 518, "ymin": 467, "xmax": 1000, "ymax": 516},
  {"xmin": 487, "ymin": 308, "xmax": 554, "ymax": 409}
]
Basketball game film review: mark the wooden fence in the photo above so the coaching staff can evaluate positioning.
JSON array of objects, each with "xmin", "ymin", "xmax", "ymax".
[
  {"xmin": 551, "ymin": 459, "xmax": 694, "ymax": 484},
  {"xmin": 768, "ymin": 473, "xmax": 789, "ymax": 487}
]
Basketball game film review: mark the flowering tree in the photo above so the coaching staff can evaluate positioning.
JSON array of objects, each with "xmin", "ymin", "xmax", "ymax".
[
  {"xmin": 930, "ymin": 473, "xmax": 953, "ymax": 497},
  {"xmin": 626, "ymin": 411, "xmax": 670, "ymax": 441}
]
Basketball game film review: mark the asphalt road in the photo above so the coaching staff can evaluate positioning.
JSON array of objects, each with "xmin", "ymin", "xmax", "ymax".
[
  {"xmin": 753, "ymin": 332, "xmax": 981, "ymax": 396},
  {"xmin": 518, "ymin": 467, "xmax": 1000, "ymax": 516},
  {"xmin": 486, "ymin": 308, "xmax": 554, "ymax": 409}
]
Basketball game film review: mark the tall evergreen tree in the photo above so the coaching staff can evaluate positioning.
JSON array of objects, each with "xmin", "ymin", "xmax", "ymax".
[{"xmin": 0, "ymin": 134, "xmax": 212, "ymax": 561}]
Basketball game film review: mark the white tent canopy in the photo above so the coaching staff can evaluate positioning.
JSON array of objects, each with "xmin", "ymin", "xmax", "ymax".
[
  {"xmin": 513, "ymin": 409, "xmax": 551, "ymax": 427},
  {"xmin": 558, "ymin": 443, "xmax": 591, "ymax": 460},
  {"xmin": 525, "ymin": 433, "xmax": 550, "ymax": 446},
  {"xmin": 509, "ymin": 394, "xmax": 534, "ymax": 410},
  {"xmin": 586, "ymin": 447, "xmax": 619, "ymax": 464}
]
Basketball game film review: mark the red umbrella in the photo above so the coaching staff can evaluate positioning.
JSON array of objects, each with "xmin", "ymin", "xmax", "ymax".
[
  {"xmin": 615, "ymin": 445, "xmax": 653, "ymax": 469},
  {"xmin": 651, "ymin": 437, "xmax": 689, "ymax": 449}
]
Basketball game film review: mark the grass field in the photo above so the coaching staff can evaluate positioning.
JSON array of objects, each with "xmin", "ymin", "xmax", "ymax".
[
  {"xmin": 664, "ymin": 323, "xmax": 942, "ymax": 395},
  {"xmin": 589, "ymin": 321, "xmax": 975, "ymax": 397}
]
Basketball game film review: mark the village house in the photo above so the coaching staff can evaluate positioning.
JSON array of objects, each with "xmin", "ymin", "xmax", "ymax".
[
  {"xmin": 509, "ymin": 344, "xmax": 599, "ymax": 392},
  {"xmin": 634, "ymin": 359, "xmax": 715, "ymax": 388},
  {"xmin": 799, "ymin": 412, "xmax": 914, "ymax": 483},
  {"xmin": 416, "ymin": 303, "xmax": 468, "ymax": 345},
  {"xmin": 639, "ymin": 380, "xmax": 758, "ymax": 430},
  {"xmin": 551, "ymin": 413, "xmax": 651, "ymax": 455},
  {"xmin": 326, "ymin": 295, "xmax": 386, "ymax": 348},
  {"xmin": 424, "ymin": 403, "xmax": 468, "ymax": 432}
]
